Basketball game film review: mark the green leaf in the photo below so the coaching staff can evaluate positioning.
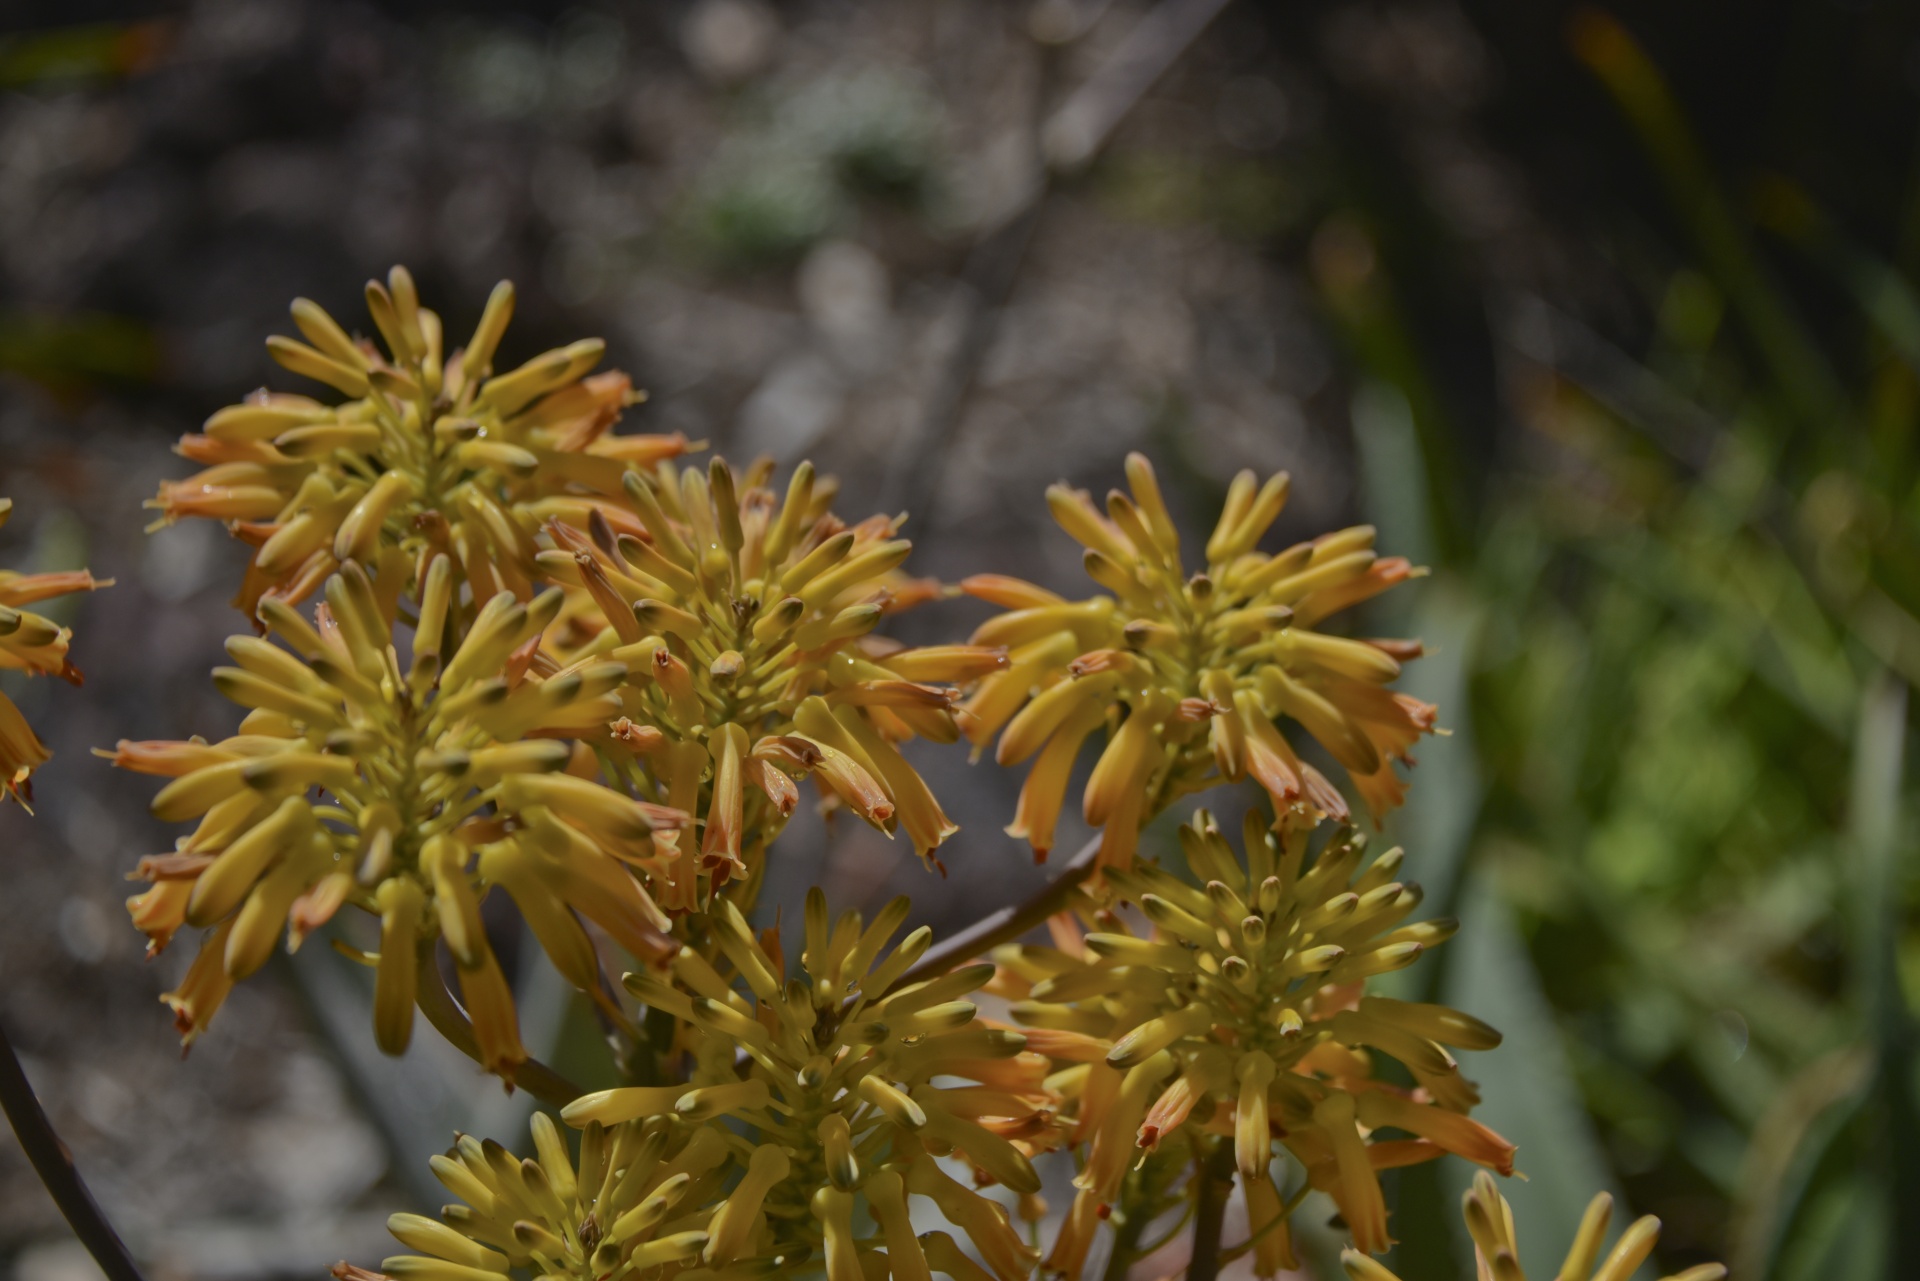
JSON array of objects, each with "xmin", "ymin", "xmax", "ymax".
[
  {"xmin": 1844, "ymin": 673, "xmax": 1916, "ymax": 1280},
  {"xmin": 1439, "ymin": 869, "xmax": 1638, "ymax": 1280},
  {"xmin": 1352, "ymin": 376, "xmax": 1485, "ymax": 922}
]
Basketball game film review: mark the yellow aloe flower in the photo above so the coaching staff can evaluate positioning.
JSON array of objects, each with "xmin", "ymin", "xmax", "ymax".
[
  {"xmin": 0, "ymin": 497, "xmax": 111, "ymax": 806},
  {"xmin": 1342, "ymin": 1171, "xmax": 1727, "ymax": 1281},
  {"xmin": 107, "ymin": 560, "xmax": 683, "ymax": 1071},
  {"xmin": 997, "ymin": 808, "xmax": 1510, "ymax": 1269},
  {"xmin": 148, "ymin": 265, "xmax": 693, "ymax": 617},
  {"xmin": 963, "ymin": 453, "xmax": 1434, "ymax": 869},
  {"xmin": 556, "ymin": 888, "xmax": 1054, "ymax": 1281},
  {"xmin": 337, "ymin": 1110, "xmax": 724, "ymax": 1281},
  {"xmin": 544, "ymin": 455, "xmax": 1002, "ymax": 912}
]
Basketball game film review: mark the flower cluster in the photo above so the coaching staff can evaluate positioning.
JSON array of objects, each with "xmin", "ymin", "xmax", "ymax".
[
  {"xmin": 0, "ymin": 497, "xmax": 109, "ymax": 805},
  {"xmin": 1344, "ymin": 1171, "xmax": 1728, "ymax": 1281},
  {"xmin": 555, "ymin": 890, "xmax": 1052, "ymax": 1281},
  {"xmin": 149, "ymin": 266, "xmax": 693, "ymax": 615},
  {"xmin": 45, "ymin": 262, "xmax": 1728, "ymax": 1281},
  {"xmin": 111, "ymin": 561, "xmax": 682, "ymax": 1073},
  {"xmin": 348, "ymin": 890, "xmax": 1053, "ymax": 1281},
  {"xmin": 962, "ymin": 453, "xmax": 1435, "ymax": 868},
  {"xmin": 995, "ymin": 808, "xmax": 1511, "ymax": 1272},
  {"xmin": 343, "ymin": 1110, "xmax": 725, "ymax": 1281},
  {"xmin": 545, "ymin": 455, "xmax": 1003, "ymax": 911}
]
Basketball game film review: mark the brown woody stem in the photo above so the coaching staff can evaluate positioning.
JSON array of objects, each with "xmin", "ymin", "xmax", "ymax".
[{"xmin": 0, "ymin": 1018, "xmax": 147, "ymax": 1281}]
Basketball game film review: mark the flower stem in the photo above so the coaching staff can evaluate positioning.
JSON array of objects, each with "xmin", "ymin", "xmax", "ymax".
[
  {"xmin": 897, "ymin": 833, "xmax": 1103, "ymax": 986},
  {"xmin": 414, "ymin": 945, "xmax": 587, "ymax": 1106},
  {"xmin": 1101, "ymin": 1193, "xmax": 1151, "ymax": 1281},
  {"xmin": 0, "ymin": 1018, "xmax": 146, "ymax": 1281},
  {"xmin": 1187, "ymin": 1140, "xmax": 1238, "ymax": 1281}
]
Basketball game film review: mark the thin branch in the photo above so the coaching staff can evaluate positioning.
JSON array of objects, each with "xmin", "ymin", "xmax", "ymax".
[
  {"xmin": 884, "ymin": 0, "xmax": 1234, "ymax": 526},
  {"xmin": 1039, "ymin": 0, "xmax": 1237, "ymax": 172},
  {"xmin": 0, "ymin": 1018, "xmax": 146, "ymax": 1281},
  {"xmin": 414, "ymin": 944, "xmax": 587, "ymax": 1108},
  {"xmin": 898, "ymin": 833, "xmax": 1103, "ymax": 986},
  {"xmin": 884, "ymin": 200, "xmax": 1047, "ymax": 525}
]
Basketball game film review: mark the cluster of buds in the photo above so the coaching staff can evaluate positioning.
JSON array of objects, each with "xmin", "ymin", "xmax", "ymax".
[
  {"xmin": 351, "ymin": 891, "xmax": 1055, "ymax": 1281},
  {"xmin": 111, "ymin": 562, "xmax": 681, "ymax": 1073},
  {"xmin": 994, "ymin": 809, "xmax": 1511, "ymax": 1273},
  {"xmin": 149, "ymin": 267, "xmax": 692, "ymax": 615},
  {"xmin": 1343, "ymin": 1172, "xmax": 1728, "ymax": 1281},
  {"xmin": 962, "ymin": 453, "xmax": 1436, "ymax": 868},
  {"xmin": 0, "ymin": 498, "xmax": 110, "ymax": 805},
  {"xmin": 544, "ymin": 455, "xmax": 1004, "ymax": 911},
  {"xmin": 342, "ymin": 1111, "xmax": 725, "ymax": 1281},
  {"xmin": 554, "ymin": 890, "xmax": 1052, "ymax": 1281}
]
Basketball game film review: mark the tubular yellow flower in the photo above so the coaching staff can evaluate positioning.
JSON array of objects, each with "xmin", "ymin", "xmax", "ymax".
[
  {"xmin": 1001, "ymin": 808, "xmax": 1510, "ymax": 1266},
  {"xmin": 109, "ymin": 562, "xmax": 681, "ymax": 1071},
  {"xmin": 345, "ymin": 1110, "xmax": 726, "ymax": 1281},
  {"xmin": 148, "ymin": 266, "xmax": 692, "ymax": 616},
  {"xmin": 1342, "ymin": 1171, "xmax": 1727, "ymax": 1281},
  {"xmin": 964, "ymin": 454, "xmax": 1435, "ymax": 868},
  {"xmin": 543, "ymin": 456, "xmax": 996, "ymax": 913},
  {"xmin": 0, "ymin": 497, "xmax": 111, "ymax": 806},
  {"xmin": 558, "ymin": 889, "xmax": 1053, "ymax": 1279}
]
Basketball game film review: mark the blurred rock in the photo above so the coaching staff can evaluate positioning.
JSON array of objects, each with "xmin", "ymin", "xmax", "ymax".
[
  {"xmin": 12, "ymin": 1239, "xmax": 104, "ymax": 1281},
  {"xmin": 681, "ymin": 0, "xmax": 779, "ymax": 86},
  {"xmin": 244, "ymin": 1054, "xmax": 385, "ymax": 1214},
  {"xmin": 1214, "ymin": 75, "xmax": 1289, "ymax": 150},
  {"xmin": 797, "ymin": 239, "xmax": 891, "ymax": 368},
  {"xmin": 735, "ymin": 351, "xmax": 845, "ymax": 462}
]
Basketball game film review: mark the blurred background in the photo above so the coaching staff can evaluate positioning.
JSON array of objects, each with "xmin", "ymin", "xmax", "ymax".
[{"xmin": 0, "ymin": 1, "xmax": 1916, "ymax": 1279}]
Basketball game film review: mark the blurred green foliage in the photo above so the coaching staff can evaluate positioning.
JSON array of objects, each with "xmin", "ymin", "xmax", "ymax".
[
  {"xmin": 1095, "ymin": 152, "xmax": 1305, "ymax": 243},
  {"xmin": 686, "ymin": 69, "xmax": 945, "ymax": 268},
  {"xmin": 0, "ymin": 313, "xmax": 160, "ymax": 395},
  {"xmin": 0, "ymin": 20, "xmax": 166, "ymax": 89},
  {"xmin": 1313, "ymin": 11, "xmax": 1919, "ymax": 1280}
]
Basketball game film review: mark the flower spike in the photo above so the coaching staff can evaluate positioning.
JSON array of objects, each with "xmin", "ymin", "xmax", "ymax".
[
  {"xmin": 1001, "ymin": 808, "xmax": 1509, "ymax": 1267},
  {"xmin": 110, "ymin": 563, "xmax": 681, "ymax": 1067},
  {"xmin": 149, "ymin": 267, "xmax": 693, "ymax": 617},
  {"xmin": 0, "ymin": 497, "xmax": 111, "ymax": 806},
  {"xmin": 344, "ymin": 890, "xmax": 1058, "ymax": 1281},
  {"xmin": 546, "ymin": 456, "xmax": 995, "ymax": 912},
  {"xmin": 965, "ymin": 454, "xmax": 1434, "ymax": 868}
]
